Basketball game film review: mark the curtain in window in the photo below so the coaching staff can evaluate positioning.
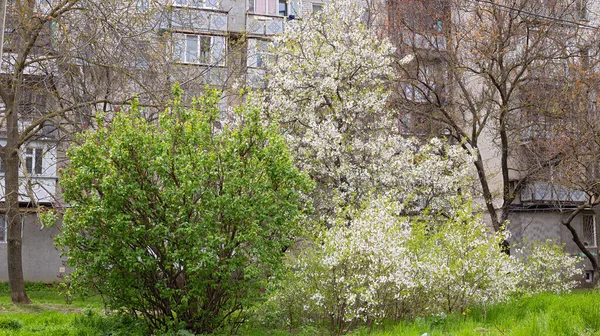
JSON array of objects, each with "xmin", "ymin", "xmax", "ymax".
[
  {"xmin": 255, "ymin": 0, "xmax": 266, "ymax": 13},
  {"xmin": 268, "ymin": 0, "xmax": 277, "ymax": 15}
]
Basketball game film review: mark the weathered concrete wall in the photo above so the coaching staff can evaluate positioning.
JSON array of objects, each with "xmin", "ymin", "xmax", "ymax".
[
  {"xmin": 509, "ymin": 209, "xmax": 599, "ymax": 287},
  {"xmin": 0, "ymin": 213, "xmax": 67, "ymax": 282}
]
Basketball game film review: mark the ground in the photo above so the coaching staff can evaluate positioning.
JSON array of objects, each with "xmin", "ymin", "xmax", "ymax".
[{"xmin": 1, "ymin": 284, "xmax": 599, "ymax": 335}]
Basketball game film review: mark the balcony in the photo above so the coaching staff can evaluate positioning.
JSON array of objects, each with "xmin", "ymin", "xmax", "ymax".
[
  {"xmin": 520, "ymin": 182, "xmax": 587, "ymax": 204},
  {"xmin": 0, "ymin": 139, "xmax": 58, "ymax": 204},
  {"xmin": 170, "ymin": 7, "xmax": 228, "ymax": 33},
  {"xmin": 246, "ymin": 13, "xmax": 285, "ymax": 36}
]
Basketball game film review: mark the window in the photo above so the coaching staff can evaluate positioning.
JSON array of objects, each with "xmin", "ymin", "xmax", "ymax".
[
  {"xmin": 312, "ymin": 3, "xmax": 323, "ymax": 13},
  {"xmin": 583, "ymin": 215, "xmax": 597, "ymax": 248},
  {"xmin": 174, "ymin": 0, "xmax": 218, "ymax": 9},
  {"xmin": 247, "ymin": 38, "xmax": 274, "ymax": 68},
  {"xmin": 278, "ymin": 0, "xmax": 287, "ymax": 16},
  {"xmin": 0, "ymin": 215, "xmax": 24, "ymax": 244},
  {"xmin": 174, "ymin": 34, "xmax": 226, "ymax": 66},
  {"xmin": 24, "ymin": 147, "xmax": 43, "ymax": 175},
  {"xmin": 585, "ymin": 271, "xmax": 594, "ymax": 283},
  {"xmin": 250, "ymin": 0, "xmax": 277, "ymax": 15}
]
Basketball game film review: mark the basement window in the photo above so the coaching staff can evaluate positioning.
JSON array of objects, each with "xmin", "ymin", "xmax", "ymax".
[{"xmin": 585, "ymin": 271, "xmax": 593, "ymax": 283}]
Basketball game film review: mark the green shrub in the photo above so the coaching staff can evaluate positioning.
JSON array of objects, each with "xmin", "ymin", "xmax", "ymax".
[{"xmin": 57, "ymin": 88, "xmax": 311, "ymax": 334}]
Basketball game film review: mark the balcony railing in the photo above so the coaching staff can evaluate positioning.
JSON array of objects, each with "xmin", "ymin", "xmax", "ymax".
[
  {"xmin": 521, "ymin": 182, "xmax": 587, "ymax": 203},
  {"xmin": 170, "ymin": 7, "xmax": 228, "ymax": 32},
  {"xmin": 246, "ymin": 13, "xmax": 284, "ymax": 36}
]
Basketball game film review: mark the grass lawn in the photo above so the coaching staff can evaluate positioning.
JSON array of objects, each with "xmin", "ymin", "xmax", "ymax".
[
  {"xmin": 243, "ymin": 290, "xmax": 600, "ymax": 336},
  {"xmin": 354, "ymin": 290, "xmax": 600, "ymax": 336},
  {"xmin": 0, "ymin": 283, "xmax": 146, "ymax": 336},
  {"xmin": 1, "ymin": 285, "xmax": 599, "ymax": 335}
]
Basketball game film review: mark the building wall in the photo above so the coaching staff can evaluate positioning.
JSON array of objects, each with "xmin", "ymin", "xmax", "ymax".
[
  {"xmin": 508, "ymin": 209, "xmax": 600, "ymax": 286},
  {"xmin": 0, "ymin": 213, "xmax": 67, "ymax": 282}
]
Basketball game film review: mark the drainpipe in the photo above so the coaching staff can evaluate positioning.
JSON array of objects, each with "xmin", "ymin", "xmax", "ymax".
[{"xmin": 0, "ymin": 0, "xmax": 7, "ymax": 64}]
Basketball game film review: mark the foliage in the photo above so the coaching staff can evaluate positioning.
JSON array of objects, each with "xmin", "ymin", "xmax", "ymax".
[
  {"xmin": 269, "ymin": 140, "xmax": 522, "ymax": 334},
  {"xmin": 360, "ymin": 291, "xmax": 600, "ymax": 336},
  {"xmin": 57, "ymin": 88, "xmax": 312, "ymax": 334},
  {"xmin": 258, "ymin": 139, "xmax": 582, "ymax": 334},
  {"xmin": 0, "ymin": 319, "xmax": 22, "ymax": 331},
  {"xmin": 259, "ymin": 0, "xmax": 397, "ymax": 225},
  {"xmin": 516, "ymin": 239, "xmax": 583, "ymax": 294}
]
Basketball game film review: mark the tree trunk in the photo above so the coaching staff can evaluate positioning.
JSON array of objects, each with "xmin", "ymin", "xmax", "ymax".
[
  {"xmin": 562, "ymin": 206, "xmax": 599, "ymax": 289},
  {"xmin": 6, "ymin": 94, "xmax": 30, "ymax": 304}
]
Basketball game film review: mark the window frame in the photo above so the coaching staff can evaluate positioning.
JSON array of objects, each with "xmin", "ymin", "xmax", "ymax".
[
  {"xmin": 249, "ymin": 0, "xmax": 277, "ymax": 15},
  {"xmin": 24, "ymin": 147, "xmax": 44, "ymax": 176},
  {"xmin": 278, "ymin": 0, "xmax": 287, "ymax": 16},
  {"xmin": 174, "ymin": 33, "xmax": 226, "ymax": 66},
  {"xmin": 0, "ymin": 214, "xmax": 24, "ymax": 244},
  {"xmin": 247, "ymin": 38, "xmax": 275, "ymax": 69}
]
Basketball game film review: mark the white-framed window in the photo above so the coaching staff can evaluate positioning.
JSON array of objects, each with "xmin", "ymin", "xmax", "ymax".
[
  {"xmin": 173, "ymin": 34, "xmax": 226, "ymax": 66},
  {"xmin": 0, "ymin": 214, "xmax": 24, "ymax": 244},
  {"xmin": 174, "ymin": 0, "xmax": 218, "ymax": 9},
  {"xmin": 25, "ymin": 147, "xmax": 44, "ymax": 175},
  {"xmin": 249, "ymin": 0, "xmax": 277, "ymax": 15},
  {"xmin": 583, "ymin": 214, "xmax": 597, "ymax": 248},
  {"xmin": 312, "ymin": 3, "xmax": 323, "ymax": 13},
  {"xmin": 0, "ymin": 147, "xmax": 44, "ymax": 175},
  {"xmin": 247, "ymin": 38, "xmax": 274, "ymax": 68}
]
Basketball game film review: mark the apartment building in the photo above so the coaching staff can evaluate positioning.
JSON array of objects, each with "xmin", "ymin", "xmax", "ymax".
[
  {"xmin": 0, "ymin": 0, "xmax": 328, "ymax": 282},
  {"xmin": 388, "ymin": 0, "xmax": 600, "ymax": 285}
]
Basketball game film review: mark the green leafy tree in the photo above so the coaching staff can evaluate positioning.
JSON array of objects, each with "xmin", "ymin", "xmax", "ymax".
[{"xmin": 57, "ymin": 88, "xmax": 312, "ymax": 334}]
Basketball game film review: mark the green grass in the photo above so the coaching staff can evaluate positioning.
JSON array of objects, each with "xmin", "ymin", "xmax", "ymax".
[
  {"xmin": 1, "ymin": 285, "xmax": 599, "ymax": 335},
  {"xmin": 0, "ymin": 283, "xmax": 147, "ymax": 336},
  {"xmin": 243, "ymin": 290, "xmax": 600, "ymax": 336},
  {"xmin": 353, "ymin": 290, "xmax": 600, "ymax": 336}
]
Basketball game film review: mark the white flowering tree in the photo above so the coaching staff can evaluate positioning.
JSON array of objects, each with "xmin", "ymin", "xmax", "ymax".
[
  {"xmin": 260, "ymin": 0, "xmax": 397, "ymax": 225},
  {"xmin": 267, "ymin": 141, "xmax": 580, "ymax": 334},
  {"xmin": 268, "ymin": 141, "xmax": 517, "ymax": 333},
  {"xmin": 254, "ymin": 1, "xmax": 583, "ymax": 333}
]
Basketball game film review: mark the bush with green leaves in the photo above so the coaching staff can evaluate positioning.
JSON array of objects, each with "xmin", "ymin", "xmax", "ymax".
[{"xmin": 57, "ymin": 87, "xmax": 312, "ymax": 334}]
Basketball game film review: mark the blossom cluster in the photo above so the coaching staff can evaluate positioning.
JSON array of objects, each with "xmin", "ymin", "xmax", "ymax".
[
  {"xmin": 257, "ymin": 0, "xmax": 398, "ymax": 226},
  {"xmin": 272, "ymin": 144, "xmax": 581, "ymax": 332},
  {"xmin": 255, "ymin": 0, "xmax": 583, "ymax": 333}
]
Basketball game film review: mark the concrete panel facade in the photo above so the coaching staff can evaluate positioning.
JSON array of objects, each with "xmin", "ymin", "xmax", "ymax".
[{"xmin": 0, "ymin": 213, "xmax": 67, "ymax": 282}]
